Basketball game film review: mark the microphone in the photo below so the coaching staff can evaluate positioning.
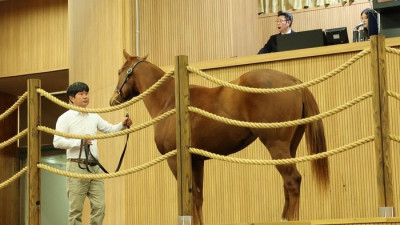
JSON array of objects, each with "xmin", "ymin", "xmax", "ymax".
[{"xmin": 354, "ymin": 22, "xmax": 364, "ymax": 30}]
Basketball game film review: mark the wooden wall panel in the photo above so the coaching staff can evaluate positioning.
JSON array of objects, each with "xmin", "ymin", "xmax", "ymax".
[
  {"xmin": 0, "ymin": 92, "xmax": 20, "ymax": 225},
  {"xmin": 0, "ymin": 0, "xmax": 68, "ymax": 77},
  {"xmin": 138, "ymin": 0, "xmax": 259, "ymax": 66},
  {"xmin": 231, "ymin": 0, "xmax": 260, "ymax": 57}
]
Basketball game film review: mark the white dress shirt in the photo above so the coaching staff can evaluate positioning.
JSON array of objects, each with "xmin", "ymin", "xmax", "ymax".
[
  {"xmin": 53, "ymin": 110, "xmax": 125, "ymax": 160},
  {"xmin": 281, "ymin": 28, "xmax": 293, "ymax": 35}
]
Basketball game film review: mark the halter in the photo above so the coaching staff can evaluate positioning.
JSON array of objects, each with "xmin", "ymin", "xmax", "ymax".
[{"xmin": 114, "ymin": 59, "xmax": 144, "ymax": 104}]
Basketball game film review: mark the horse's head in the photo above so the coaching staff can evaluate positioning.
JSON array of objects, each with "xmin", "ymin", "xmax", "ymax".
[{"xmin": 109, "ymin": 50, "xmax": 148, "ymax": 106}]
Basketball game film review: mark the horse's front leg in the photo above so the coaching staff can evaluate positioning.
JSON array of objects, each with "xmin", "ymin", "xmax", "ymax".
[
  {"xmin": 168, "ymin": 156, "xmax": 204, "ymax": 224},
  {"xmin": 192, "ymin": 160, "xmax": 205, "ymax": 225}
]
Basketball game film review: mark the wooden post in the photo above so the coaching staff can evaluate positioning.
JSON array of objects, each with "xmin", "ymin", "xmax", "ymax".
[
  {"xmin": 27, "ymin": 79, "xmax": 41, "ymax": 225},
  {"xmin": 370, "ymin": 35, "xmax": 394, "ymax": 216},
  {"xmin": 175, "ymin": 55, "xmax": 193, "ymax": 224}
]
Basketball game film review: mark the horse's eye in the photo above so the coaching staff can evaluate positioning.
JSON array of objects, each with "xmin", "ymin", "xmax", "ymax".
[{"xmin": 118, "ymin": 69, "xmax": 122, "ymax": 75}]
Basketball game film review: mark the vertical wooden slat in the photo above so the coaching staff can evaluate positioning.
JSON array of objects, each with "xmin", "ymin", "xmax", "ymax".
[
  {"xmin": 122, "ymin": 0, "xmax": 136, "ymax": 55},
  {"xmin": 27, "ymin": 79, "xmax": 41, "ymax": 225},
  {"xmin": 370, "ymin": 35, "xmax": 394, "ymax": 209},
  {"xmin": 175, "ymin": 55, "xmax": 193, "ymax": 222}
]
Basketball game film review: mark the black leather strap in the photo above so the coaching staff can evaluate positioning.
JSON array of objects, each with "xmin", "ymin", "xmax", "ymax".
[
  {"xmin": 77, "ymin": 136, "xmax": 129, "ymax": 174},
  {"xmin": 78, "ymin": 139, "xmax": 92, "ymax": 173},
  {"xmin": 115, "ymin": 132, "xmax": 129, "ymax": 172}
]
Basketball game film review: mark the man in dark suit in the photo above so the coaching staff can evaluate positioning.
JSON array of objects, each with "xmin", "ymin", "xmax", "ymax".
[{"xmin": 258, "ymin": 11, "xmax": 295, "ymax": 54}]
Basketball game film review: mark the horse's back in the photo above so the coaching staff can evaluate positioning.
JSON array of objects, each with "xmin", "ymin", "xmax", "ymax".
[
  {"xmin": 189, "ymin": 68, "xmax": 305, "ymax": 122},
  {"xmin": 235, "ymin": 69, "xmax": 302, "ymax": 88},
  {"xmin": 223, "ymin": 69, "xmax": 304, "ymax": 121}
]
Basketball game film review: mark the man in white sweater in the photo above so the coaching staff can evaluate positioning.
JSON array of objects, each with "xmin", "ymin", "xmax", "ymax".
[{"xmin": 53, "ymin": 82, "xmax": 132, "ymax": 225}]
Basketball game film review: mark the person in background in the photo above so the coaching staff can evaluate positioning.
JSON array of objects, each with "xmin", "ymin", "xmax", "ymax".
[
  {"xmin": 258, "ymin": 11, "xmax": 295, "ymax": 54},
  {"xmin": 53, "ymin": 82, "xmax": 132, "ymax": 225},
  {"xmin": 357, "ymin": 8, "xmax": 375, "ymax": 41}
]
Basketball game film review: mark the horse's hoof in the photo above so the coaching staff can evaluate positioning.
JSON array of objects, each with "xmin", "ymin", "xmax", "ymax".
[{"xmin": 281, "ymin": 218, "xmax": 288, "ymax": 222}]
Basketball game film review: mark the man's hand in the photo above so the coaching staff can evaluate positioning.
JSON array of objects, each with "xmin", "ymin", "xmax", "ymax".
[{"xmin": 122, "ymin": 117, "xmax": 132, "ymax": 127}]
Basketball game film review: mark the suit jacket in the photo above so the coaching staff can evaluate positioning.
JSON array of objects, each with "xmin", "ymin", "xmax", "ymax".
[{"xmin": 258, "ymin": 30, "xmax": 296, "ymax": 54}]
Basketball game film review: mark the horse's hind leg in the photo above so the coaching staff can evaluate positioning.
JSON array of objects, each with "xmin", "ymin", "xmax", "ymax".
[
  {"xmin": 276, "ymin": 163, "xmax": 301, "ymax": 221},
  {"xmin": 264, "ymin": 141, "xmax": 302, "ymax": 221},
  {"xmin": 290, "ymin": 125, "xmax": 306, "ymax": 158},
  {"xmin": 280, "ymin": 125, "xmax": 305, "ymax": 220}
]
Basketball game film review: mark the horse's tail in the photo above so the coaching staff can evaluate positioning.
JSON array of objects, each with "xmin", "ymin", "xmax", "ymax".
[{"xmin": 302, "ymin": 88, "xmax": 329, "ymax": 188}]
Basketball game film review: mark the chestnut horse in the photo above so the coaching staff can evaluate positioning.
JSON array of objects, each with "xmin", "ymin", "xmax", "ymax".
[{"xmin": 109, "ymin": 50, "xmax": 329, "ymax": 225}]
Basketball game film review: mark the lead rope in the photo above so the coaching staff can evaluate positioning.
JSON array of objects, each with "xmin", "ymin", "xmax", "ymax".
[
  {"xmin": 114, "ymin": 109, "xmax": 130, "ymax": 172},
  {"xmin": 78, "ymin": 139, "xmax": 92, "ymax": 173},
  {"xmin": 77, "ymin": 110, "xmax": 130, "ymax": 174}
]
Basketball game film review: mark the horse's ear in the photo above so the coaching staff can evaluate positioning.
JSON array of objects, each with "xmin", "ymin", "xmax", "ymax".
[
  {"xmin": 123, "ymin": 49, "xmax": 132, "ymax": 60},
  {"xmin": 141, "ymin": 54, "xmax": 149, "ymax": 61}
]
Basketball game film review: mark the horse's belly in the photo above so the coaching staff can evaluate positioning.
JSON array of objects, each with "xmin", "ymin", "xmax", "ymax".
[{"xmin": 191, "ymin": 126, "xmax": 256, "ymax": 156}]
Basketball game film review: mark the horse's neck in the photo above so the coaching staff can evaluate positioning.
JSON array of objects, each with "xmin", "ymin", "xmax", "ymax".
[{"xmin": 138, "ymin": 67, "xmax": 175, "ymax": 118}]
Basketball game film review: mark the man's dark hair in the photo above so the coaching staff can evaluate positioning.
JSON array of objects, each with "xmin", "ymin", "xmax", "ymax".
[
  {"xmin": 278, "ymin": 11, "xmax": 293, "ymax": 26},
  {"xmin": 66, "ymin": 82, "xmax": 89, "ymax": 98}
]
